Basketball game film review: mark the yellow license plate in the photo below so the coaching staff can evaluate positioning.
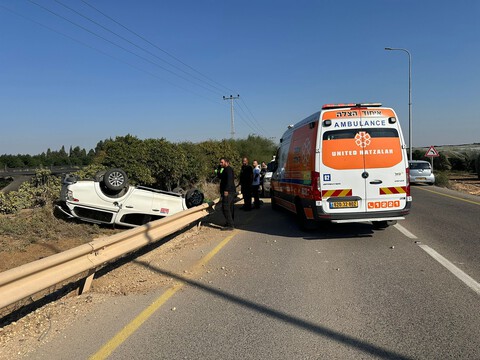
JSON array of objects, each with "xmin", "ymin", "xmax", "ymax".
[{"xmin": 330, "ymin": 201, "xmax": 358, "ymax": 209}]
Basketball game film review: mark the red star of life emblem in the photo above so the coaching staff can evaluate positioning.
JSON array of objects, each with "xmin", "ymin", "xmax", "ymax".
[{"xmin": 355, "ymin": 131, "xmax": 371, "ymax": 148}]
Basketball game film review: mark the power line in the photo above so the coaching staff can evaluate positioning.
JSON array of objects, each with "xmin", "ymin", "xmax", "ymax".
[
  {"xmin": 54, "ymin": 0, "xmax": 226, "ymax": 96},
  {"xmin": 80, "ymin": 0, "xmax": 236, "ymax": 95},
  {"xmin": 6, "ymin": 2, "xmax": 264, "ymax": 137},
  {"xmin": 1, "ymin": 3, "xmax": 223, "ymax": 105},
  {"xmin": 27, "ymin": 0, "xmax": 225, "ymax": 97},
  {"xmin": 236, "ymin": 100, "xmax": 267, "ymax": 136},
  {"xmin": 239, "ymin": 97, "xmax": 268, "ymax": 134}
]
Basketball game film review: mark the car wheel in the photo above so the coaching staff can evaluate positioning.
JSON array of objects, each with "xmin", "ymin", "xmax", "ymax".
[
  {"xmin": 103, "ymin": 169, "xmax": 128, "ymax": 191},
  {"xmin": 185, "ymin": 189, "xmax": 204, "ymax": 208}
]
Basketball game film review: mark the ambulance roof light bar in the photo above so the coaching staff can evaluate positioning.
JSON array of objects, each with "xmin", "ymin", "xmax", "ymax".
[{"xmin": 322, "ymin": 103, "xmax": 382, "ymax": 109}]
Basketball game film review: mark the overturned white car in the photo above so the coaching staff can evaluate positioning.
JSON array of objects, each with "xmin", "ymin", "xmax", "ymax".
[{"xmin": 56, "ymin": 168, "xmax": 204, "ymax": 227}]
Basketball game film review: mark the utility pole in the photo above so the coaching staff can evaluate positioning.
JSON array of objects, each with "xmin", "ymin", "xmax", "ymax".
[{"xmin": 223, "ymin": 94, "xmax": 240, "ymax": 138}]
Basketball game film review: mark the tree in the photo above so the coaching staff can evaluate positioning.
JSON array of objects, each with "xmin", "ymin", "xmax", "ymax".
[
  {"xmin": 102, "ymin": 135, "xmax": 154, "ymax": 185},
  {"xmin": 146, "ymin": 139, "xmax": 187, "ymax": 190}
]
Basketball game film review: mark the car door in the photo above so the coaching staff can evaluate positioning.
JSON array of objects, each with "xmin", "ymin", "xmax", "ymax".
[{"xmin": 115, "ymin": 188, "xmax": 155, "ymax": 225}]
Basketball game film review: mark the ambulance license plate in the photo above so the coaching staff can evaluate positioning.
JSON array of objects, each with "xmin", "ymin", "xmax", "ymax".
[{"xmin": 330, "ymin": 201, "xmax": 358, "ymax": 209}]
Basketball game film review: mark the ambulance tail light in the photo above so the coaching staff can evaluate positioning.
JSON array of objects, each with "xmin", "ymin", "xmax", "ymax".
[
  {"xmin": 406, "ymin": 167, "xmax": 411, "ymax": 197},
  {"xmin": 311, "ymin": 171, "xmax": 322, "ymax": 201}
]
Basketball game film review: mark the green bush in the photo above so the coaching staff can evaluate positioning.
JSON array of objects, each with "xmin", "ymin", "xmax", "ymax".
[
  {"xmin": 72, "ymin": 164, "xmax": 107, "ymax": 180},
  {"xmin": 434, "ymin": 172, "xmax": 450, "ymax": 187},
  {"xmin": 0, "ymin": 169, "xmax": 61, "ymax": 214},
  {"xmin": 476, "ymin": 154, "xmax": 480, "ymax": 179}
]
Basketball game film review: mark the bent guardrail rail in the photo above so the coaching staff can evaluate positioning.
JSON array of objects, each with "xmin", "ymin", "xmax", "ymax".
[{"xmin": 0, "ymin": 200, "xmax": 218, "ymax": 311}]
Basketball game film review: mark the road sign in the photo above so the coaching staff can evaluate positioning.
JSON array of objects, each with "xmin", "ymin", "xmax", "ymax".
[{"xmin": 425, "ymin": 146, "xmax": 439, "ymax": 157}]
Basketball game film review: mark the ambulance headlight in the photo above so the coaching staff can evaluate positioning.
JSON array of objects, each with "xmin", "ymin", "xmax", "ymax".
[
  {"xmin": 323, "ymin": 120, "xmax": 332, "ymax": 127},
  {"xmin": 388, "ymin": 117, "xmax": 397, "ymax": 124}
]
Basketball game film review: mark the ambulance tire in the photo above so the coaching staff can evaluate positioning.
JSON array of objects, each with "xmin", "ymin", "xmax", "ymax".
[
  {"xmin": 271, "ymin": 192, "xmax": 280, "ymax": 211},
  {"xmin": 295, "ymin": 200, "xmax": 317, "ymax": 231},
  {"xmin": 372, "ymin": 220, "xmax": 396, "ymax": 229}
]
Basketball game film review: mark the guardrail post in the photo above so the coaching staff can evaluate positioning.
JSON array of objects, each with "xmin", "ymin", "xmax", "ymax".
[{"xmin": 78, "ymin": 269, "xmax": 96, "ymax": 295}]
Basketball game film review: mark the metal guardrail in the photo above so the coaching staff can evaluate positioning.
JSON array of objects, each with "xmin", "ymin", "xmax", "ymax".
[{"xmin": 0, "ymin": 200, "xmax": 217, "ymax": 311}]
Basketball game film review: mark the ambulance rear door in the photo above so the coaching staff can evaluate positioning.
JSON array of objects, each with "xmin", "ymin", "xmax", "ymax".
[
  {"xmin": 319, "ymin": 109, "xmax": 368, "ymax": 215},
  {"xmin": 360, "ymin": 109, "xmax": 409, "ymax": 214}
]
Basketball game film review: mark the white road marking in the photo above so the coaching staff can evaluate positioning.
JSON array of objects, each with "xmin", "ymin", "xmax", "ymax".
[
  {"xmin": 394, "ymin": 223, "xmax": 480, "ymax": 296},
  {"xmin": 394, "ymin": 223, "xmax": 418, "ymax": 239},
  {"xmin": 418, "ymin": 244, "xmax": 480, "ymax": 296}
]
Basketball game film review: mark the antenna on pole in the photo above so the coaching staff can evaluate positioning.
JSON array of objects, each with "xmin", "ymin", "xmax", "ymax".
[{"xmin": 223, "ymin": 94, "xmax": 240, "ymax": 138}]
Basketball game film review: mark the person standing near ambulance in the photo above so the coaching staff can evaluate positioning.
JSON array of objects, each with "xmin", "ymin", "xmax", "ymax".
[
  {"xmin": 252, "ymin": 160, "xmax": 261, "ymax": 209},
  {"xmin": 219, "ymin": 157, "xmax": 235, "ymax": 230},
  {"xmin": 238, "ymin": 157, "xmax": 253, "ymax": 210}
]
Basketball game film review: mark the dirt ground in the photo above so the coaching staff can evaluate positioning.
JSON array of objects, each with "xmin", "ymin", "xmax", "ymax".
[
  {"xmin": 0, "ymin": 207, "xmax": 227, "ymax": 359},
  {"xmin": 448, "ymin": 174, "xmax": 480, "ymax": 196}
]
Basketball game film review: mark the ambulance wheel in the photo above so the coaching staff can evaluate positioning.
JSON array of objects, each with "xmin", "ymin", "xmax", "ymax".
[
  {"xmin": 270, "ymin": 197, "xmax": 280, "ymax": 211},
  {"xmin": 295, "ymin": 200, "xmax": 317, "ymax": 231},
  {"xmin": 372, "ymin": 220, "xmax": 396, "ymax": 229}
]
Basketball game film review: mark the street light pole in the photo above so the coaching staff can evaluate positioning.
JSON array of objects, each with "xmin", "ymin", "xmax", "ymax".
[{"xmin": 385, "ymin": 47, "xmax": 412, "ymax": 160}]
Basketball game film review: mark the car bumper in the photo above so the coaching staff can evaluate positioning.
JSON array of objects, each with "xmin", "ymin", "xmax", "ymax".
[{"xmin": 410, "ymin": 175, "xmax": 435, "ymax": 184}]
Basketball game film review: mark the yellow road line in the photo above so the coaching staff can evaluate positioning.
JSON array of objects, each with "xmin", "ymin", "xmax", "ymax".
[
  {"xmin": 90, "ymin": 231, "xmax": 238, "ymax": 360},
  {"xmin": 415, "ymin": 186, "xmax": 480, "ymax": 206}
]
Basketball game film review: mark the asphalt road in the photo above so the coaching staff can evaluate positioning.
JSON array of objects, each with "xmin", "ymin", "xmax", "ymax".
[{"xmin": 28, "ymin": 186, "xmax": 480, "ymax": 359}]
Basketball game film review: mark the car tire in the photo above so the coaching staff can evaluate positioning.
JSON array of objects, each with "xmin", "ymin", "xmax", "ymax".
[
  {"xmin": 185, "ymin": 189, "xmax": 204, "ymax": 208},
  {"xmin": 103, "ymin": 169, "xmax": 128, "ymax": 191}
]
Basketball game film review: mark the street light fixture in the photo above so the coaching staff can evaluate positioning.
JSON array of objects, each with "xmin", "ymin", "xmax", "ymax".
[{"xmin": 385, "ymin": 47, "xmax": 412, "ymax": 160}]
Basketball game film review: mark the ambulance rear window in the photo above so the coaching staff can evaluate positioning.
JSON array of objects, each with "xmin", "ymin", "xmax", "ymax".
[{"xmin": 323, "ymin": 128, "xmax": 398, "ymax": 140}]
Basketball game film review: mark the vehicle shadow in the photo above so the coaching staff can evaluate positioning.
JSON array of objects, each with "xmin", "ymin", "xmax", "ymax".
[
  {"xmin": 204, "ymin": 202, "xmax": 376, "ymax": 241},
  {"xmin": 132, "ymin": 259, "xmax": 413, "ymax": 360}
]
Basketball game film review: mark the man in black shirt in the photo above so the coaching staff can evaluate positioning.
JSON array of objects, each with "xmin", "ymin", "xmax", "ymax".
[
  {"xmin": 219, "ymin": 157, "xmax": 235, "ymax": 230},
  {"xmin": 239, "ymin": 157, "xmax": 253, "ymax": 210}
]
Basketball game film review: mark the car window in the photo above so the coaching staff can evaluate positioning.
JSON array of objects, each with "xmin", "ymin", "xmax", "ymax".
[{"xmin": 409, "ymin": 162, "xmax": 431, "ymax": 170}]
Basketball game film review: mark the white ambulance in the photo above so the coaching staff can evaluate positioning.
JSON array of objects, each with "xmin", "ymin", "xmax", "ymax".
[{"xmin": 270, "ymin": 103, "xmax": 411, "ymax": 229}]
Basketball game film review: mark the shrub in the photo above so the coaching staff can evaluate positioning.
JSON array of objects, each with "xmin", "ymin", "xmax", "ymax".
[
  {"xmin": 72, "ymin": 164, "xmax": 107, "ymax": 180},
  {"xmin": 0, "ymin": 169, "xmax": 61, "ymax": 214},
  {"xmin": 434, "ymin": 172, "xmax": 450, "ymax": 187},
  {"xmin": 476, "ymin": 154, "xmax": 480, "ymax": 179}
]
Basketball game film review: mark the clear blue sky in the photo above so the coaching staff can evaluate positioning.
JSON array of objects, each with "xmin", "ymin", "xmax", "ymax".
[{"xmin": 1, "ymin": 0, "xmax": 479, "ymax": 155}]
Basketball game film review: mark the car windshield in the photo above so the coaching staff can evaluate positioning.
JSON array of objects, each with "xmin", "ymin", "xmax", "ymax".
[{"xmin": 410, "ymin": 162, "xmax": 431, "ymax": 170}]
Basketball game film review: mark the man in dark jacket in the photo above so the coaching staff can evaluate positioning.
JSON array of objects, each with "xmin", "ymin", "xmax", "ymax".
[
  {"xmin": 219, "ymin": 157, "xmax": 235, "ymax": 230},
  {"xmin": 239, "ymin": 157, "xmax": 253, "ymax": 210}
]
